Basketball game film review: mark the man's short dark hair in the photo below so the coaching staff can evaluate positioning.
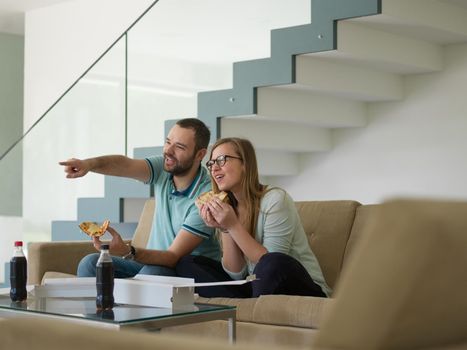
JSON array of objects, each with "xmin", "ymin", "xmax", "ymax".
[{"xmin": 176, "ymin": 118, "xmax": 210, "ymax": 152}]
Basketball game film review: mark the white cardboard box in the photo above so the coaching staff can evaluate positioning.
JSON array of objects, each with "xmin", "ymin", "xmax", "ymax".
[
  {"xmin": 114, "ymin": 277, "xmax": 195, "ymax": 308},
  {"xmin": 36, "ymin": 275, "xmax": 195, "ymax": 308},
  {"xmin": 35, "ymin": 274, "xmax": 254, "ymax": 309}
]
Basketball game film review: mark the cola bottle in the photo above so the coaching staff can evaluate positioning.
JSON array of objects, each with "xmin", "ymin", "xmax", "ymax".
[
  {"xmin": 10, "ymin": 241, "xmax": 27, "ymax": 302},
  {"xmin": 96, "ymin": 244, "xmax": 114, "ymax": 310}
]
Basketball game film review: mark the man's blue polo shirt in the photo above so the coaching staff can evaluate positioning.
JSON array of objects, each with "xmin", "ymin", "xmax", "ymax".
[{"xmin": 144, "ymin": 156, "xmax": 220, "ymax": 261}]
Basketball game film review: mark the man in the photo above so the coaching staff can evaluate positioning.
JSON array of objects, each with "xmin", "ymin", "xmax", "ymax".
[{"xmin": 59, "ymin": 118, "xmax": 219, "ymax": 277}]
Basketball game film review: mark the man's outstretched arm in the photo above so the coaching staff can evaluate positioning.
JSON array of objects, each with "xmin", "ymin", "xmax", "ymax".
[{"xmin": 59, "ymin": 155, "xmax": 150, "ymax": 182}]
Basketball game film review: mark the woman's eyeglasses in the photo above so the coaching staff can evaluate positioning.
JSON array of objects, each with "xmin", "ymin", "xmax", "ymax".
[{"xmin": 206, "ymin": 155, "xmax": 242, "ymax": 170}]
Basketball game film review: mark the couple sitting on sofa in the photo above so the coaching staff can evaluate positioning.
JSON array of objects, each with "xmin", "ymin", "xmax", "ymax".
[{"xmin": 59, "ymin": 118, "xmax": 331, "ymax": 298}]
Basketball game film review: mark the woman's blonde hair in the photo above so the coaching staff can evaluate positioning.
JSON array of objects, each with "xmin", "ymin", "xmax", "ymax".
[{"xmin": 209, "ymin": 137, "xmax": 267, "ymax": 237}]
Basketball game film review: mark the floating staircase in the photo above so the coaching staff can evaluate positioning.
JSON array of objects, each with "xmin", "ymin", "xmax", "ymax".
[
  {"xmin": 214, "ymin": 0, "xmax": 467, "ymax": 177},
  {"xmin": 52, "ymin": 0, "xmax": 467, "ymax": 240}
]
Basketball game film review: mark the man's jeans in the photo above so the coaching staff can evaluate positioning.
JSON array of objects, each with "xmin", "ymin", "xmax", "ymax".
[{"xmin": 77, "ymin": 253, "xmax": 176, "ymax": 278}]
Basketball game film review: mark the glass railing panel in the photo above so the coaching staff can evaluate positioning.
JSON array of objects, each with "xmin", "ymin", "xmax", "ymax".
[
  {"xmin": 22, "ymin": 36, "xmax": 127, "ymax": 239},
  {"xmin": 0, "ymin": 36, "xmax": 126, "ymax": 284},
  {"xmin": 126, "ymin": 0, "xmax": 311, "ymax": 151},
  {"xmin": 0, "ymin": 142, "xmax": 23, "ymax": 284}
]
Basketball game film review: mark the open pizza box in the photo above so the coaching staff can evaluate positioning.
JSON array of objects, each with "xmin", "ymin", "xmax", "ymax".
[{"xmin": 33, "ymin": 274, "xmax": 255, "ymax": 309}]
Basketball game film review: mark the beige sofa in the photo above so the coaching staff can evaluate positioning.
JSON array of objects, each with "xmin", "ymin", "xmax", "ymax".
[
  {"xmin": 6, "ymin": 199, "xmax": 467, "ymax": 349},
  {"xmin": 28, "ymin": 199, "xmax": 365, "ymax": 347},
  {"xmin": 25, "ymin": 201, "xmax": 467, "ymax": 347}
]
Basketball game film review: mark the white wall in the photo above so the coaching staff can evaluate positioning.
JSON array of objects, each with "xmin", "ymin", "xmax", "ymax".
[{"xmin": 271, "ymin": 43, "xmax": 467, "ymax": 204}]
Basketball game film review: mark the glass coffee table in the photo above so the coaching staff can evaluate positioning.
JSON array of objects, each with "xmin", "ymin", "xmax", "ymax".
[{"xmin": 0, "ymin": 295, "xmax": 236, "ymax": 343}]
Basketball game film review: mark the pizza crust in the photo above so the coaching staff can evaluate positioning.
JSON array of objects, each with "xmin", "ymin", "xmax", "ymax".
[{"xmin": 79, "ymin": 220, "xmax": 110, "ymax": 237}]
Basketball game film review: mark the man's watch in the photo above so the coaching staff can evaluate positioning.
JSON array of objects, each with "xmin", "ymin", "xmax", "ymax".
[{"xmin": 122, "ymin": 244, "xmax": 136, "ymax": 260}]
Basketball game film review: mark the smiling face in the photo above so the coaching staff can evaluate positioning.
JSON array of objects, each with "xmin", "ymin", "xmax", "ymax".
[
  {"xmin": 209, "ymin": 142, "xmax": 244, "ymax": 194},
  {"xmin": 163, "ymin": 124, "xmax": 200, "ymax": 176}
]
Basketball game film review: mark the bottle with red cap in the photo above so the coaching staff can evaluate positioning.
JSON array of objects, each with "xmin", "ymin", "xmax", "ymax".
[{"xmin": 10, "ymin": 241, "xmax": 27, "ymax": 302}]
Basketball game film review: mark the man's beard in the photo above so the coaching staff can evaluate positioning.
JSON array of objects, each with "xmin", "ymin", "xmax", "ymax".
[{"xmin": 163, "ymin": 153, "xmax": 195, "ymax": 176}]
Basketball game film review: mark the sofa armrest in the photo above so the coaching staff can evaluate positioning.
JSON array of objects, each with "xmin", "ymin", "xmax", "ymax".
[
  {"xmin": 27, "ymin": 241, "xmax": 97, "ymax": 285},
  {"xmin": 0, "ymin": 317, "xmax": 248, "ymax": 350}
]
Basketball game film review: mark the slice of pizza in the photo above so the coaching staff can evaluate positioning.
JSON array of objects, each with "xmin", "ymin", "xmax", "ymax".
[
  {"xmin": 79, "ymin": 220, "xmax": 110, "ymax": 237},
  {"xmin": 196, "ymin": 191, "xmax": 230, "ymax": 207}
]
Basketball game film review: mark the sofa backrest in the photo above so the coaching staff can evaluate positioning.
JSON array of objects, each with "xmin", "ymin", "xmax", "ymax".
[
  {"xmin": 131, "ymin": 198, "xmax": 155, "ymax": 249},
  {"xmin": 295, "ymin": 200, "xmax": 361, "ymax": 290},
  {"xmin": 133, "ymin": 198, "xmax": 362, "ymax": 290}
]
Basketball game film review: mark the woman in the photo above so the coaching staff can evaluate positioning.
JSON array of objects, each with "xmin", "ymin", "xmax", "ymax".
[{"xmin": 176, "ymin": 137, "xmax": 331, "ymax": 298}]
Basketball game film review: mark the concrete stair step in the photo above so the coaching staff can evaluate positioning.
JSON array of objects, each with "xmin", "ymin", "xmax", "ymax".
[
  {"xmin": 51, "ymin": 221, "xmax": 137, "ymax": 241},
  {"xmin": 104, "ymin": 176, "xmax": 151, "ymax": 199},
  {"xmin": 256, "ymin": 87, "xmax": 367, "ymax": 127},
  {"xmin": 360, "ymin": 0, "xmax": 467, "ymax": 45},
  {"xmin": 294, "ymin": 55, "xmax": 403, "ymax": 101},
  {"xmin": 77, "ymin": 197, "xmax": 123, "ymax": 223},
  {"xmin": 255, "ymin": 149, "xmax": 301, "ymax": 177},
  {"xmin": 220, "ymin": 118, "xmax": 332, "ymax": 153},
  {"xmin": 312, "ymin": 20, "xmax": 444, "ymax": 74}
]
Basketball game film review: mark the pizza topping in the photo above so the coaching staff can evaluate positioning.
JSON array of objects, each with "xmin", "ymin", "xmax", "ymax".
[{"xmin": 79, "ymin": 220, "xmax": 110, "ymax": 237}]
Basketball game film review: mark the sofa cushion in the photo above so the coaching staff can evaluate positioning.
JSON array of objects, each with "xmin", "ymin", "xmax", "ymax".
[
  {"xmin": 41, "ymin": 271, "xmax": 76, "ymax": 284},
  {"xmin": 295, "ymin": 200, "xmax": 361, "ymax": 289},
  {"xmin": 197, "ymin": 296, "xmax": 258, "ymax": 321},
  {"xmin": 252, "ymin": 295, "xmax": 332, "ymax": 329},
  {"xmin": 313, "ymin": 199, "xmax": 467, "ymax": 349},
  {"xmin": 131, "ymin": 198, "xmax": 155, "ymax": 248},
  {"xmin": 198, "ymin": 295, "xmax": 332, "ymax": 330}
]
